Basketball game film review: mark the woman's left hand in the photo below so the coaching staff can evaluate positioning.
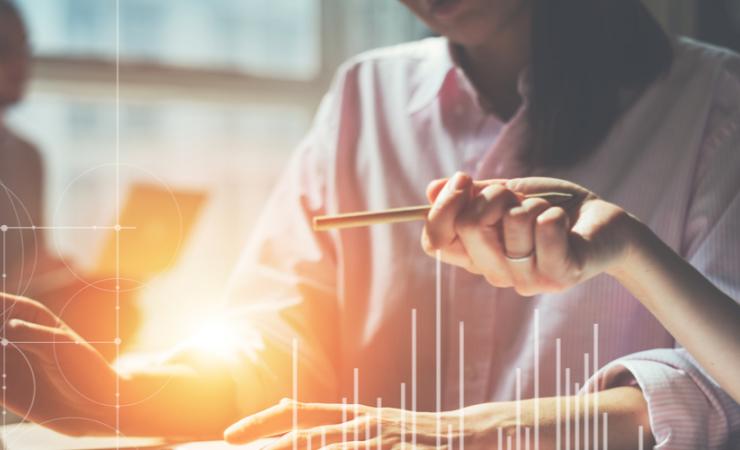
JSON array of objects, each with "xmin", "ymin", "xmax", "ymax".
[
  {"xmin": 223, "ymin": 399, "xmax": 502, "ymax": 449},
  {"xmin": 421, "ymin": 174, "xmax": 641, "ymax": 296}
]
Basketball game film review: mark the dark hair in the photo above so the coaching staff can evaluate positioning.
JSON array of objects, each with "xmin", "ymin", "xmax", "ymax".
[{"xmin": 527, "ymin": 0, "xmax": 674, "ymax": 167}]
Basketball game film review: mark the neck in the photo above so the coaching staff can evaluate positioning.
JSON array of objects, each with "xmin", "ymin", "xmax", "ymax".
[{"xmin": 458, "ymin": 6, "xmax": 531, "ymax": 120}]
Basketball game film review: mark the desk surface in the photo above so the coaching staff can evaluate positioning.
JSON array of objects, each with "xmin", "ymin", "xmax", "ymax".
[{"xmin": 0, "ymin": 423, "xmax": 274, "ymax": 450}]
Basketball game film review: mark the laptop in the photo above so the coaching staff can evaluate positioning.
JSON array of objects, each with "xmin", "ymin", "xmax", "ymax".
[{"xmin": 93, "ymin": 183, "xmax": 207, "ymax": 280}]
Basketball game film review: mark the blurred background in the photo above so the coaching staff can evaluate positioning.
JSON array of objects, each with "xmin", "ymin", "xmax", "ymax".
[{"xmin": 3, "ymin": 0, "xmax": 739, "ymax": 355}]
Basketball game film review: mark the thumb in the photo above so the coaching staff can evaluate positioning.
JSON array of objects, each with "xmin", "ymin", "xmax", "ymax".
[
  {"xmin": 427, "ymin": 178, "xmax": 509, "ymax": 203},
  {"xmin": 506, "ymin": 177, "xmax": 588, "ymax": 197}
]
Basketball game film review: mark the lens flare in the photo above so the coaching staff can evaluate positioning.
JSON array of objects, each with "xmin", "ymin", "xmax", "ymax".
[{"xmin": 188, "ymin": 317, "xmax": 242, "ymax": 359}]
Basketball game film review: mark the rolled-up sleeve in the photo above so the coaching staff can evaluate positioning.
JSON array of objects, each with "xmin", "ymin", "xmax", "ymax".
[
  {"xmin": 588, "ymin": 349, "xmax": 740, "ymax": 449},
  {"xmin": 587, "ymin": 56, "xmax": 740, "ymax": 449}
]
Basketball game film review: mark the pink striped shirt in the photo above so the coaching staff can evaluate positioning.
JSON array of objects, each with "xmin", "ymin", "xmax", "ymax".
[{"xmin": 225, "ymin": 37, "xmax": 740, "ymax": 448}]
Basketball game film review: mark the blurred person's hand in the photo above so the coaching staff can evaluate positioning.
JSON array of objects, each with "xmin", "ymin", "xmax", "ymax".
[
  {"xmin": 34, "ymin": 276, "xmax": 142, "ymax": 362},
  {"xmin": 421, "ymin": 173, "xmax": 637, "ymax": 296},
  {"xmin": 0, "ymin": 293, "xmax": 118, "ymax": 434}
]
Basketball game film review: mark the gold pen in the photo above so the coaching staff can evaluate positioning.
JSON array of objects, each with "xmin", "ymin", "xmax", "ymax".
[{"xmin": 313, "ymin": 192, "xmax": 574, "ymax": 231}]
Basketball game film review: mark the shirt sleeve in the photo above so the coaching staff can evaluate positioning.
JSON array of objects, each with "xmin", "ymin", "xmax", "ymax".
[
  {"xmin": 212, "ymin": 64, "xmax": 354, "ymax": 416},
  {"xmin": 587, "ymin": 349, "xmax": 740, "ymax": 449},
  {"xmin": 585, "ymin": 55, "xmax": 740, "ymax": 449}
]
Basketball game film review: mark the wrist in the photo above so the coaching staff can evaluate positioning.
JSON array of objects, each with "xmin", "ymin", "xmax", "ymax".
[
  {"xmin": 452, "ymin": 402, "xmax": 518, "ymax": 449},
  {"xmin": 606, "ymin": 213, "xmax": 655, "ymax": 282},
  {"xmin": 606, "ymin": 215, "xmax": 673, "ymax": 315}
]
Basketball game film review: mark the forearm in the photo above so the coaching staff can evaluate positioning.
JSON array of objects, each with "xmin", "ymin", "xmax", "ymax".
[
  {"xmin": 608, "ymin": 220, "xmax": 740, "ymax": 401},
  {"xmin": 528, "ymin": 387, "xmax": 652, "ymax": 450},
  {"xmin": 464, "ymin": 387, "xmax": 652, "ymax": 450}
]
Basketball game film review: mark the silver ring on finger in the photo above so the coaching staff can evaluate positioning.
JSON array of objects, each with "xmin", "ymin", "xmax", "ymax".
[{"xmin": 505, "ymin": 249, "xmax": 535, "ymax": 262}]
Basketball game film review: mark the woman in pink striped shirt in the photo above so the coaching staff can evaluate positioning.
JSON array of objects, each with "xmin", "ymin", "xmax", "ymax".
[
  {"xmin": 2, "ymin": 0, "xmax": 739, "ymax": 448},
  {"xmin": 223, "ymin": 0, "xmax": 740, "ymax": 449}
]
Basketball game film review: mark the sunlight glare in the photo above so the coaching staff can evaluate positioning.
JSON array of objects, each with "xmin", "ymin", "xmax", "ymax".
[{"xmin": 189, "ymin": 317, "xmax": 242, "ymax": 359}]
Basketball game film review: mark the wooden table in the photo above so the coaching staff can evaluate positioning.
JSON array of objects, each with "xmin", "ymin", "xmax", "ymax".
[{"xmin": 0, "ymin": 423, "xmax": 274, "ymax": 450}]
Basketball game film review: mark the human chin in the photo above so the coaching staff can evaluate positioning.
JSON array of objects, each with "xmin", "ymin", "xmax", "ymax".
[
  {"xmin": 401, "ymin": 0, "xmax": 473, "ymax": 29},
  {"xmin": 433, "ymin": 14, "xmax": 503, "ymax": 47}
]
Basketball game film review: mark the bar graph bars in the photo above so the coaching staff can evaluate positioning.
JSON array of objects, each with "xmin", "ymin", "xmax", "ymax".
[{"xmin": 275, "ymin": 252, "xmax": 642, "ymax": 450}]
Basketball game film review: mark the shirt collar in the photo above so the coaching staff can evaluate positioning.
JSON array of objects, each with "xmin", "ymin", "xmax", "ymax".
[
  {"xmin": 407, "ymin": 37, "xmax": 531, "ymax": 116},
  {"xmin": 406, "ymin": 38, "xmax": 457, "ymax": 114}
]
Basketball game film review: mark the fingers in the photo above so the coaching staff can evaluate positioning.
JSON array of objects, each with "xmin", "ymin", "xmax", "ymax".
[
  {"xmin": 503, "ymin": 198, "xmax": 551, "ymax": 294},
  {"xmin": 421, "ymin": 175, "xmax": 593, "ymax": 294},
  {"xmin": 224, "ymin": 399, "xmax": 367, "ymax": 445},
  {"xmin": 535, "ymin": 207, "xmax": 575, "ymax": 291},
  {"xmin": 504, "ymin": 198, "xmax": 551, "ymax": 258},
  {"xmin": 425, "ymin": 177, "xmax": 507, "ymax": 203},
  {"xmin": 423, "ymin": 172, "xmax": 472, "ymax": 249},
  {"xmin": 506, "ymin": 177, "xmax": 587, "ymax": 200},
  {"xmin": 260, "ymin": 424, "xmax": 349, "ymax": 450},
  {"xmin": 425, "ymin": 178, "xmax": 448, "ymax": 203},
  {"xmin": 455, "ymin": 184, "xmax": 519, "ymax": 286},
  {"xmin": 422, "ymin": 175, "xmax": 515, "ymax": 274},
  {"xmin": 3, "ymin": 319, "xmax": 73, "ymax": 361},
  {"xmin": 1, "ymin": 293, "xmax": 60, "ymax": 328},
  {"xmin": 422, "ymin": 173, "xmax": 476, "ymax": 270}
]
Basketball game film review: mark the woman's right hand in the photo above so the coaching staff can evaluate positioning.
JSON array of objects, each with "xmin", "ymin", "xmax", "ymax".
[
  {"xmin": 1, "ymin": 293, "xmax": 119, "ymax": 435},
  {"xmin": 421, "ymin": 173, "xmax": 638, "ymax": 296}
]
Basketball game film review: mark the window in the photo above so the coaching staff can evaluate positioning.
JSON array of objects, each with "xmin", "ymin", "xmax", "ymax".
[{"xmin": 17, "ymin": 0, "xmax": 323, "ymax": 79}]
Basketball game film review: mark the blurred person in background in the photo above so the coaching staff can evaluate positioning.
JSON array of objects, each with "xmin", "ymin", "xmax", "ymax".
[
  {"xmin": 0, "ymin": 0, "xmax": 139, "ymax": 361},
  {"xmin": 0, "ymin": 0, "xmax": 44, "ymax": 283}
]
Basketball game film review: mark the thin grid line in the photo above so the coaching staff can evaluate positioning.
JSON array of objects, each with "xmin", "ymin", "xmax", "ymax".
[
  {"xmin": 602, "ymin": 413, "xmax": 608, "ymax": 450},
  {"xmin": 341, "ymin": 397, "xmax": 347, "ymax": 447},
  {"xmin": 459, "ymin": 321, "xmax": 464, "ymax": 450},
  {"xmin": 4, "ymin": 341, "xmax": 119, "ymax": 344},
  {"xmin": 556, "ymin": 338, "xmax": 561, "ymax": 450},
  {"xmin": 400, "ymin": 383, "xmax": 406, "ymax": 446},
  {"xmin": 584, "ymin": 353, "xmax": 589, "ymax": 450},
  {"xmin": 353, "ymin": 368, "xmax": 359, "ymax": 443},
  {"xmin": 448, "ymin": 423, "xmax": 453, "ymax": 450},
  {"xmin": 593, "ymin": 324, "xmax": 599, "ymax": 450},
  {"xmin": 411, "ymin": 308, "xmax": 417, "ymax": 447},
  {"xmin": 114, "ymin": 0, "xmax": 121, "ymax": 444},
  {"xmin": 534, "ymin": 309, "xmax": 540, "ymax": 450},
  {"xmin": 0, "ymin": 226, "xmax": 135, "ymax": 231},
  {"xmin": 293, "ymin": 339, "xmax": 298, "ymax": 450},
  {"xmin": 2, "ymin": 228, "xmax": 6, "ymax": 432},
  {"xmin": 435, "ymin": 250, "xmax": 442, "ymax": 447},
  {"xmin": 574, "ymin": 382, "xmax": 580, "ymax": 450},
  {"xmin": 375, "ymin": 398, "xmax": 382, "ymax": 450},
  {"xmin": 364, "ymin": 410, "xmax": 370, "ymax": 450},
  {"xmin": 565, "ymin": 369, "xmax": 571, "ymax": 450},
  {"xmin": 516, "ymin": 368, "xmax": 521, "ymax": 450}
]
